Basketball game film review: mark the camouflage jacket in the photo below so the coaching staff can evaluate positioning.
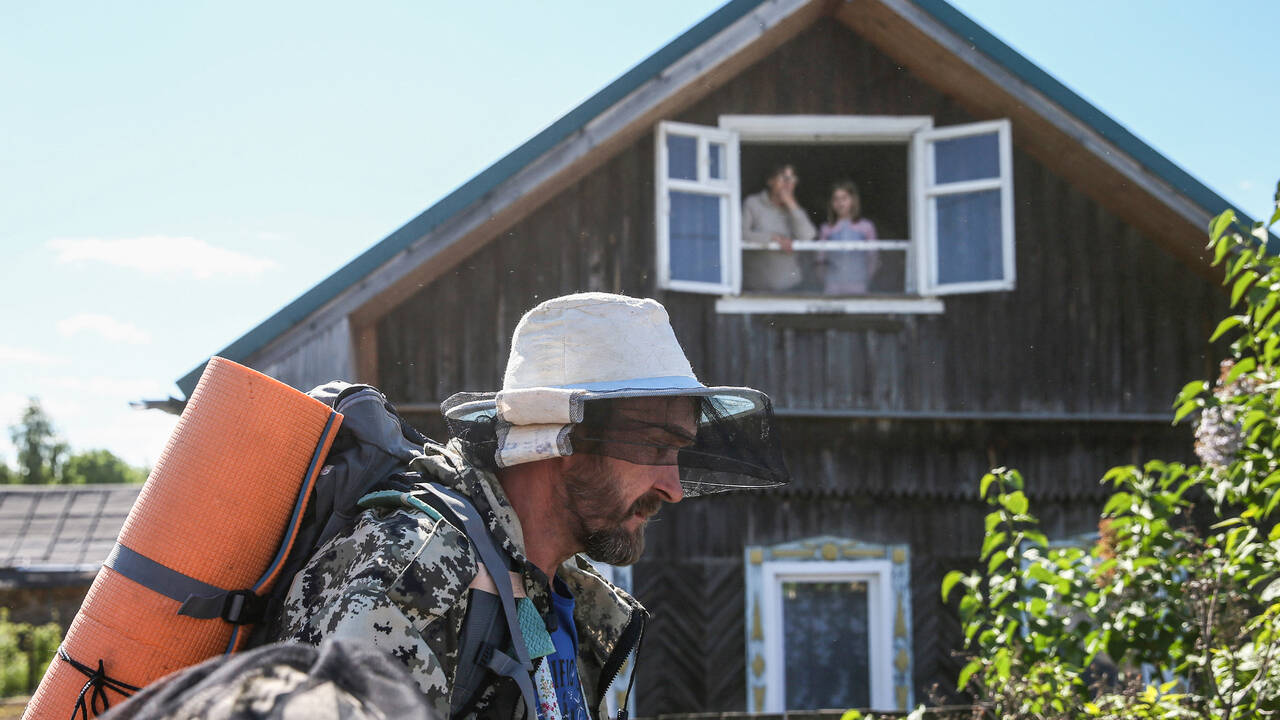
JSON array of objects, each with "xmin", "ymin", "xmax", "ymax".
[{"xmin": 272, "ymin": 440, "xmax": 647, "ymax": 720}]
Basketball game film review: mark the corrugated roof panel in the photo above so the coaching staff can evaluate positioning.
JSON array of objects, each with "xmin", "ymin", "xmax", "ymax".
[{"xmin": 0, "ymin": 486, "xmax": 141, "ymax": 572}]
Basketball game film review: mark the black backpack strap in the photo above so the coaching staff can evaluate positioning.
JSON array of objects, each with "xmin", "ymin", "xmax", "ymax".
[
  {"xmin": 362, "ymin": 485, "xmax": 539, "ymax": 719},
  {"xmin": 450, "ymin": 589, "xmax": 505, "ymax": 717},
  {"xmin": 412, "ymin": 484, "xmax": 539, "ymax": 720}
]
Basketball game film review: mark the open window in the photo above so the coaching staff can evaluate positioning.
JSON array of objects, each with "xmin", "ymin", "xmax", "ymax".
[
  {"xmin": 655, "ymin": 116, "xmax": 1015, "ymax": 313},
  {"xmin": 655, "ymin": 121, "xmax": 740, "ymax": 294},
  {"xmin": 914, "ymin": 119, "xmax": 1015, "ymax": 295}
]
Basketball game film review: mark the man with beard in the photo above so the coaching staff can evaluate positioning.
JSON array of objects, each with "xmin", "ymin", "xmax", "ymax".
[{"xmin": 273, "ymin": 293, "xmax": 788, "ymax": 720}]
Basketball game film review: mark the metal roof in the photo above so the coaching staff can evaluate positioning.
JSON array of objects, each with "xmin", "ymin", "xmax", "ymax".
[
  {"xmin": 0, "ymin": 485, "xmax": 140, "ymax": 577},
  {"xmin": 177, "ymin": 0, "xmax": 1264, "ymax": 397}
]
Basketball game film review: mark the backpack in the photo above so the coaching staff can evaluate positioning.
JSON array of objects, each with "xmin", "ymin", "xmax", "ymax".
[
  {"xmin": 234, "ymin": 381, "xmax": 429, "ymax": 645},
  {"xmin": 246, "ymin": 382, "xmax": 540, "ymax": 720}
]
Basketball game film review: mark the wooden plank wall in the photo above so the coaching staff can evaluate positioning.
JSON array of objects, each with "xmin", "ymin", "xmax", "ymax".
[
  {"xmin": 633, "ymin": 493, "xmax": 1108, "ymax": 712},
  {"xmin": 377, "ymin": 19, "xmax": 1224, "ymax": 420},
  {"xmin": 254, "ymin": 317, "xmax": 354, "ymax": 393},
  {"xmin": 375, "ymin": 19, "xmax": 1227, "ymax": 714}
]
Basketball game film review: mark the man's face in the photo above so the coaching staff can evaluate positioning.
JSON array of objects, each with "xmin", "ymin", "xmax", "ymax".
[
  {"xmin": 561, "ymin": 397, "xmax": 697, "ymax": 565},
  {"xmin": 767, "ymin": 165, "xmax": 798, "ymax": 196}
]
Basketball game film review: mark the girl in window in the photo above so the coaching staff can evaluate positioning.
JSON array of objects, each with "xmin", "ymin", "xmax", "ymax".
[{"xmin": 818, "ymin": 180, "xmax": 878, "ymax": 295}]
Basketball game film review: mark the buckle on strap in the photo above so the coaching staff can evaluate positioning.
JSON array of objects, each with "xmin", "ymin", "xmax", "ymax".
[
  {"xmin": 221, "ymin": 590, "xmax": 255, "ymax": 624},
  {"xmin": 178, "ymin": 588, "xmax": 268, "ymax": 625}
]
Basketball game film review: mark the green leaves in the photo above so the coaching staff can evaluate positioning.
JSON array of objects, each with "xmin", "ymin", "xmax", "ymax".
[
  {"xmin": 1210, "ymin": 210, "xmax": 1237, "ymax": 249},
  {"xmin": 941, "ymin": 570, "xmax": 965, "ymax": 602},
  {"xmin": 1233, "ymin": 270, "xmax": 1261, "ymax": 306},
  {"xmin": 980, "ymin": 472, "xmax": 998, "ymax": 500},
  {"xmin": 956, "ymin": 658, "xmax": 981, "ymax": 692},
  {"xmin": 1210, "ymin": 315, "xmax": 1245, "ymax": 343},
  {"xmin": 999, "ymin": 490, "xmax": 1029, "ymax": 515},
  {"xmin": 1226, "ymin": 356, "xmax": 1257, "ymax": 384},
  {"xmin": 946, "ymin": 193, "xmax": 1280, "ymax": 716},
  {"xmin": 1103, "ymin": 491, "xmax": 1134, "ymax": 517}
]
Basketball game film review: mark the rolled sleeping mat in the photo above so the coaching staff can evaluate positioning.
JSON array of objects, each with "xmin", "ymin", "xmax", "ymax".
[{"xmin": 24, "ymin": 357, "xmax": 343, "ymax": 720}]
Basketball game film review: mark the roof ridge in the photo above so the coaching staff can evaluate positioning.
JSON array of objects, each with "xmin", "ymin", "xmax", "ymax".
[{"xmin": 175, "ymin": 0, "xmax": 1268, "ymax": 396}]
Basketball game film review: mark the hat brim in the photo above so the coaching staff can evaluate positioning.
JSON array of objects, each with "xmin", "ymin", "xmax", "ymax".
[{"xmin": 443, "ymin": 381, "xmax": 768, "ymax": 425}]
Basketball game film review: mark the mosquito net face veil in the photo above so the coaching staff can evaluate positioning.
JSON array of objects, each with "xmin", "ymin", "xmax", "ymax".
[
  {"xmin": 443, "ymin": 390, "xmax": 789, "ymax": 497},
  {"xmin": 441, "ymin": 292, "xmax": 790, "ymax": 496}
]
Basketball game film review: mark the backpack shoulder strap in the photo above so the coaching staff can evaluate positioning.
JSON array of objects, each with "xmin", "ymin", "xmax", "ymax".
[{"xmin": 358, "ymin": 485, "xmax": 540, "ymax": 720}]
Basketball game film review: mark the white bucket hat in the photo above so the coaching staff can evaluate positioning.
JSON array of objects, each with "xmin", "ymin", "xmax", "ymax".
[{"xmin": 442, "ymin": 292, "xmax": 770, "ymax": 471}]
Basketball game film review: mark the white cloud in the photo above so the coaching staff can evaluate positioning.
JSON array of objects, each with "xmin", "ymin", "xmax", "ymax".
[
  {"xmin": 48, "ymin": 235, "xmax": 276, "ymax": 278},
  {"xmin": 72, "ymin": 407, "xmax": 179, "ymax": 468},
  {"xmin": 1239, "ymin": 180, "xmax": 1256, "ymax": 192},
  {"xmin": 0, "ymin": 345, "xmax": 69, "ymax": 366},
  {"xmin": 39, "ymin": 375, "xmax": 172, "ymax": 401},
  {"xmin": 57, "ymin": 313, "xmax": 151, "ymax": 345}
]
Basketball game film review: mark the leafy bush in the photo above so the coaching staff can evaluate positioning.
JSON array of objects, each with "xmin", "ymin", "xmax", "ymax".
[
  {"xmin": 0, "ymin": 608, "xmax": 62, "ymax": 698},
  {"xmin": 944, "ymin": 185, "xmax": 1280, "ymax": 719}
]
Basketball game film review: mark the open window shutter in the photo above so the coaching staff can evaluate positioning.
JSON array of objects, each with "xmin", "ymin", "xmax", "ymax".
[
  {"xmin": 655, "ymin": 121, "xmax": 740, "ymax": 294},
  {"xmin": 914, "ymin": 119, "xmax": 1015, "ymax": 295}
]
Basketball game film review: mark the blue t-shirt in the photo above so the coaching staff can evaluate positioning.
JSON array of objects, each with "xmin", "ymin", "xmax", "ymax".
[{"xmin": 542, "ymin": 576, "xmax": 591, "ymax": 720}]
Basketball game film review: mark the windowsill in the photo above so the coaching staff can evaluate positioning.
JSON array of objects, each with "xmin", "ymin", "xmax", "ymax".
[{"xmin": 714, "ymin": 295, "xmax": 945, "ymax": 315}]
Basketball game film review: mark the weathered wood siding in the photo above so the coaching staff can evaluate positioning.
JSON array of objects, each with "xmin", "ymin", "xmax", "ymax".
[
  {"xmin": 379, "ymin": 19, "xmax": 1223, "ymax": 419},
  {"xmin": 378, "ymin": 19, "xmax": 1225, "ymax": 715},
  {"xmin": 250, "ymin": 316, "xmax": 354, "ymax": 393}
]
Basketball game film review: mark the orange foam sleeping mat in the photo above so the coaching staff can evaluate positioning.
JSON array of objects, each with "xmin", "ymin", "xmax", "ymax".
[{"xmin": 24, "ymin": 357, "xmax": 343, "ymax": 720}]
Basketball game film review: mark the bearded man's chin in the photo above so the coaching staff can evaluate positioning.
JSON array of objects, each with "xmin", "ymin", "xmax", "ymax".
[{"xmin": 584, "ymin": 527, "xmax": 646, "ymax": 567}]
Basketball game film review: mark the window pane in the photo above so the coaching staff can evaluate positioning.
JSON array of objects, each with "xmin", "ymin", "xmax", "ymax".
[
  {"xmin": 935, "ymin": 189, "xmax": 1003, "ymax": 285},
  {"xmin": 669, "ymin": 191, "xmax": 722, "ymax": 284},
  {"xmin": 933, "ymin": 132, "xmax": 1000, "ymax": 184},
  {"xmin": 667, "ymin": 134, "xmax": 697, "ymax": 180},
  {"xmin": 782, "ymin": 580, "xmax": 870, "ymax": 710},
  {"xmin": 709, "ymin": 142, "xmax": 725, "ymax": 179}
]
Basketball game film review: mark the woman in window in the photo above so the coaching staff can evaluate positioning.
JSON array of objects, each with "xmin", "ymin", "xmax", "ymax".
[
  {"xmin": 742, "ymin": 164, "xmax": 816, "ymax": 293},
  {"xmin": 817, "ymin": 180, "xmax": 878, "ymax": 295}
]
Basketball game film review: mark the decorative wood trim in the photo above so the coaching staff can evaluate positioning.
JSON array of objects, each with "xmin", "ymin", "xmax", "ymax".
[{"xmin": 745, "ymin": 536, "xmax": 913, "ymax": 712}]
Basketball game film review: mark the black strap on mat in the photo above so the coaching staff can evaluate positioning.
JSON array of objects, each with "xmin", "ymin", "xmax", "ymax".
[
  {"xmin": 102, "ymin": 542, "xmax": 268, "ymax": 625},
  {"xmin": 57, "ymin": 646, "xmax": 140, "ymax": 720},
  {"xmin": 103, "ymin": 543, "xmax": 223, "ymax": 604},
  {"xmin": 416, "ymin": 484, "xmax": 539, "ymax": 720}
]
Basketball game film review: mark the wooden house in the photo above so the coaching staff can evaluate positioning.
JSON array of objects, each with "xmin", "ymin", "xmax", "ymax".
[
  {"xmin": 0, "ymin": 485, "xmax": 140, "ymax": 628},
  {"xmin": 174, "ymin": 0, "xmax": 1246, "ymax": 712}
]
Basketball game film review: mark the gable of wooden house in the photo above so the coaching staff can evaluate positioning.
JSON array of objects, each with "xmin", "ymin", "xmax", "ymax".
[{"xmin": 169, "ymin": 0, "xmax": 1247, "ymax": 713}]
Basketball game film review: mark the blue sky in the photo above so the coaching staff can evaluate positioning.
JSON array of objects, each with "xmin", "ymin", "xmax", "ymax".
[{"xmin": 1, "ymin": 1, "xmax": 1276, "ymax": 469}]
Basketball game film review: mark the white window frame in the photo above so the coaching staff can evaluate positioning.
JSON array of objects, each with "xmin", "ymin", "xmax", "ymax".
[
  {"xmin": 914, "ymin": 118, "xmax": 1015, "ymax": 295},
  {"xmin": 722, "ymin": 115, "xmax": 931, "ymax": 312},
  {"xmin": 655, "ymin": 120, "xmax": 740, "ymax": 294},
  {"xmin": 653, "ymin": 114, "xmax": 1016, "ymax": 315},
  {"xmin": 761, "ymin": 559, "xmax": 895, "ymax": 712}
]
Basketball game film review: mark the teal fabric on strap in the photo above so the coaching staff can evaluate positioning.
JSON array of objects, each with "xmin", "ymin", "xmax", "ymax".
[
  {"xmin": 357, "ymin": 489, "xmax": 445, "ymax": 523},
  {"xmin": 517, "ymin": 597, "xmax": 555, "ymax": 660}
]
